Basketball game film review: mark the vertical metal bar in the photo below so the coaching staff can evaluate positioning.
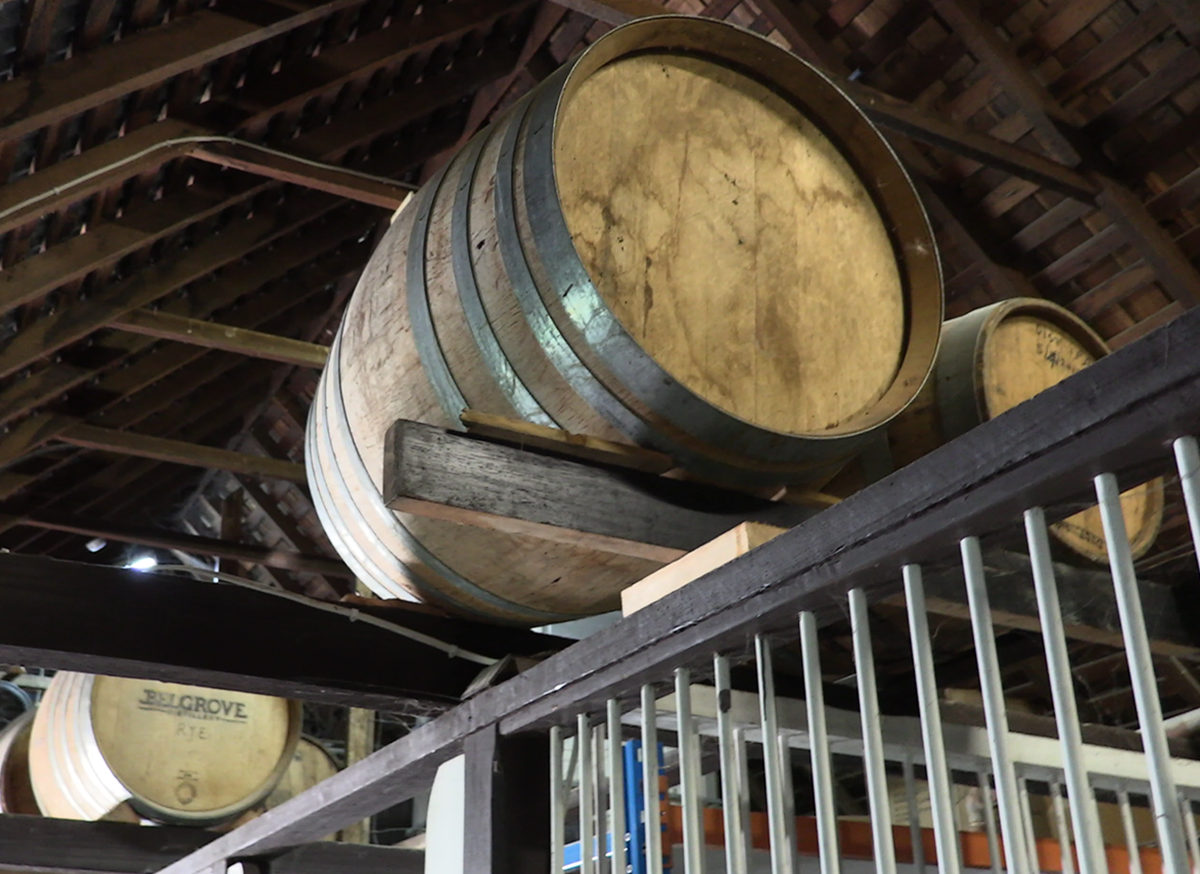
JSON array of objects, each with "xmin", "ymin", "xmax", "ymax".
[
  {"xmin": 960, "ymin": 535, "xmax": 1032, "ymax": 874},
  {"xmin": 801, "ymin": 610, "xmax": 841, "ymax": 874},
  {"xmin": 1017, "ymin": 777, "xmax": 1040, "ymax": 874},
  {"xmin": 1024, "ymin": 507, "xmax": 1107, "ymax": 874},
  {"xmin": 596, "ymin": 725, "xmax": 609, "ymax": 874},
  {"xmin": 675, "ymin": 668, "xmax": 705, "ymax": 874},
  {"xmin": 756, "ymin": 634, "xmax": 795, "ymax": 874},
  {"xmin": 715, "ymin": 655, "xmax": 748, "ymax": 874},
  {"xmin": 1183, "ymin": 796, "xmax": 1200, "ymax": 874},
  {"xmin": 607, "ymin": 700, "xmax": 627, "ymax": 874},
  {"xmin": 1050, "ymin": 782, "xmax": 1076, "ymax": 874},
  {"xmin": 904, "ymin": 563, "xmax": 963, "ymax": 874},
  {"xmin": 778, "ymin": 733, "xmax": 799, "ymax": 874},
  {"xmin": 903, "ymin": 754, "xmax": 927, "ymax": 874},
  {"xmin": 1118, "ymin": 789, "xmax": 1144, "ymax": 874},
  {"xmin": 1096, "ymin": 472, "xmax": 1189, "ymax": 874},
  {"xmin": 1174, "ymin": 437, "xmax": 1200, "ymax": 568},
  {"xmin": 551, "ymin": 725, "xmax": 565, "ymax": 872},
  {"xmin": 735, "ymin": 727, "xmax": 754, "ymax": 872},
  {"xmin": 978, "ymin": 771, "xmax": 1002, "ymax": 874},
  {"xmin": 580, "ymin": 714, "xmax": 596, "ymax": 874},
  {"xmin": 641, "ymin": 685, "xmax": 664, "ymax": 874},
  {"xmin": 849, "ymin": 588, "xmax": 899, "ymax": 874}
]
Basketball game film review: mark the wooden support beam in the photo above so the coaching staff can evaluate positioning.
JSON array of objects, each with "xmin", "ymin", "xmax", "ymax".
[
  {"xmin": 1096, "ymin": 175, "xmax": 1200, "ymax": 308},
  {"xmin": 0, "ymin": 552, "xmax": 568, "ymax": 708},
  {"xmin": 384, "ymin": 419, "xmax": 816, "ymax": 563},
  {"xmin": 13, "ymin": 511, "xmax": 351, "ymax": 577},
  {"xmin": 549, "ymin": 0, "xmax": 663, "ymax": 25},
  {"xmin": 463, "ymin": 725, "xmax": 551, "ymax": 874},
  {"xmin": 0, "ymin": 1, "xmax": 364, "ymax": 143},
  {"xmin": 191, "ymin": 142, "xmax": 414, "ymax": 210},
  {"xmin": 57, "ymin": 421, "xmax": 309, "ymax": 482},
  {"xmin": 0, "ymin": 815, "xmax": 424, "ymax": 874},
  {"xmin": 108, "ymin": 308, "xmax": 331, "ymax": 368},
  {"xmin": 0, "ymin": 119, "xmax": 206, "ymax": 237}
]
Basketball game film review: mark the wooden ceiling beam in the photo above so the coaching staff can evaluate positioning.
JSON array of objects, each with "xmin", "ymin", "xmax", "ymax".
[
  {"xmin": 190, "ymin": 142, "xmax": 414, "ymax": 210},
  {"xmin": 108, "ymin": 309, "xmax": 332, "ymax": 369},
  {"xmin": 8, "ymin": 512, "xmax": 349, "ymax": 576},
  {"xmin": 56, "ymin": 421, "xmax": 308, "ymax": 483},
  {"xmin": 0, "ymin": 0, "xmax": 366, "ymax": 144}
]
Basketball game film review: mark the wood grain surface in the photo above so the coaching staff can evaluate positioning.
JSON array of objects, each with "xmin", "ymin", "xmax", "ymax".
[{"xmin": 556, "ymin": 53, "xmax": 905, "ymax": 435}]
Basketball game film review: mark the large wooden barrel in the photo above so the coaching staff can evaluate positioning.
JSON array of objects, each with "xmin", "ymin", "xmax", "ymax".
[
  {"xmin": 307, "ymin": 15, "xmax": 943, "ymax": 623},
  {"xmin": 218, "ymin": 737, "xmax": 341, "ymax": 835},
  {"xmin": 27, "ymin": 672, "xmax": 301, "ymax": 824},
  {"xmin": 889, "ymin": 297, "xmax": 1164, "ymax": 562},
  {"xmin": 0, "ymin": 712, "xmax": 39, "ymax": 815}
]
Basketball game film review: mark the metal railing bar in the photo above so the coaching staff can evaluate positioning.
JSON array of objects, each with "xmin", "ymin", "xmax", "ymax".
[
  {"xmin": 905, "ymin": 563, "xmax": 963, "ymax": 874},
  {"xmin": 606, "ymin": 699, "xmax": 627, "ymax": 874},
  {"xmin": 801, "ymin": 610, "xmax": 841, "ymax": 874},
  {"xmin": 1118, "ymin": 788, "xmax": 1145, "ymax": 874},
  {"xmin": 1050, "ymin": 781, "xmax": 1076, "ymax": 874},
  {"xmin": 552, "ymin": 725, "xmax": 566, "ymax": 872},
  {"xmin": 756, "ymin": 634, "xmax": 795, "ymax": 874},
  {"xmin": 641, "ymin": 684, "xmax": 664, "ymax": 874},
  {"xmin": 715, "ymin": 655, "xmax": 749, "ymax": 874},
  {"xmin": 850, "ymin": 587, "xmax": 899, "ymax": 874},
  {"xmin": 1025, "ymin": 506, "xmax": 1108, "ymax": 874},
  {"xmin": 579, "ymin": 713, "xmax": 595, "ymax": 874},
  {"xmin": 1096, "ymin": 472, "xmax": 1189, "ymax": 874},
  {"xmin": 675, "ymin": 668, "xmax": 706, "ymax": 874},
  {"xmin": 961, "ymin": 535, "xmax": 1031, "ymax": 874},
  {"xmin": 903, "ymin": 754, "xmax": 927, "ymax": 874},
  {"xmin": 979, "ymin": 770, "xmax": 1002, "ymax": 874}
]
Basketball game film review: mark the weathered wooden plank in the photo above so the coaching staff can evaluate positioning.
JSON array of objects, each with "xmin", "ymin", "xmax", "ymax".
[
  {"xmin": 384, "ymin": 420, "xmax": 815, "ymax": 563},
  {"xmin": 191, "ymin": 141, "xmax": 413, "ymax": 209},
  {"xmin": 0, "ymin": 2, "xmax": 365, "ymax": 142},
  {"xmin": 549, "ymin": 0, "xmax": 665, "ymax": 25},
  {"xmin": 0, "ymin": 552, "xmax": 567, "ymax": 708},
  {"xmin": 0, "ymin": 119, "xmax": 206, "ymax": 237},
  {"xmin": 463, "ymin": 725, "xmax": 550, "ymax": 874},
  {"xmin": 13, "ymin": 511, "xmax": 349, "ymax": 576},
  {"xmin": 108, "ymin": 308, "xmax": 332, "ymax": 368},
  {"xmin": 57, "ymin": 421, "xmax": 309, "ymax": 482},
  {"xmin": 459, "ymin": 409, "xmax": 674, "ymax": 474}
]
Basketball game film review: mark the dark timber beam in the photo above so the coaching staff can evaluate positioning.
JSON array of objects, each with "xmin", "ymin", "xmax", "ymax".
[
  {"xmin": 384, "ymin": 419, "xmax": 815, "ymax": 563},
  {"xmin": 463, "ymin": 726, "xmax": 551, "ymax": 874},
  {"xmin": 57, "ymin": 421, "xmax": 308, "ymax": 482},
  {"xmin": 0, "ymin": 1, "xmax": 366, "ymax": 142},
  {"xmin": 9, "ymin": 512, "xmax": 351, "ymax": 577},
  {"xmin": 191, "ymin": 142, "xmax": 414, "ymax": 209},
  {"xmin": 108, "ymin": 309, "xmax": 332, "ymax": 368},
  {"xmin": 0, "ymin": 815, "xmax": 424, "ymax": 874},
  {"xmin": 0, "ymin": 552, "xmax": 569, "ymax": 708}
]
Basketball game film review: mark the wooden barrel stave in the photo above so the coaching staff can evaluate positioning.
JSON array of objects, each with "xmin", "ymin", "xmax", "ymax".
[
  {"xmin": 889, "ymin": 298, "xmax": 1164, "ymax": 563},
  {"xmin": 26, "ymin": 673, "xmax": 301, "ymax": 826},
  {"xmin": 311, "ymin": 16, "xmax": 943, "ymax": 622}
]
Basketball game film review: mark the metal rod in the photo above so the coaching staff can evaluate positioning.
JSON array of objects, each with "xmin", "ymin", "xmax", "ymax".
[
  {"xmin": 1096, "ymin": 471, "xmax": 1189, "ymax": 874},
  {"xmin": 904, "ymin": 563, "xmax": 963, "ymax": 874},
  {"xmin": 1051, "ymin": 782, "xmax": 1076, "ymax": 874},
  {"xmin": 960, "ymin": 536, "xmax": 1031, "ymax": 874},
  {"xmin": 1118, "ymin": 789, "xmax": 1144, "ymax": 874},
  {"xmin": 580, "ymin": 713, "xmax": 596, "ymax": 874},
  {"xmin": 551, "ymin": 725, "xmax": 565, "ymax": 872},
  {"xmin": 756, "ymin": 634, "xmax": 794, "ymax": 874},
  {"xmin": 1025, "ymin": 507, "xmax": 1107, "ymax": 874},
  {"xmin": 1174, "ymin": 437, "xmax": 1200, "ymax": 575},
  {"xmin": 849, "ymin": 588, "xmax": 898, "ymax": 874},
  {"xmin": 715, "ymin": 655, "xmax": 749, "ymax": 874},
  {"xmin": 801, "ymin": 610, "xmax": 841, "ymax": 874},
  {"xmin": 978, "ymin": 771, "xmax": 1002, "ymax": 874},
  {"xmin": 675, "ymin": 668, "xmax": 705, "ymax": 874},
  {"xmin": 1182, "ymin": 795, "xmax": 1200, "ymax": 873},
  {"xmin": 595, "ymin": 724, "xmax": 609, "ymax": 874},
  {"xmin": 607, "ymin": 699, "xmax": 627, "ymax": 874},
  {"xmin": 903, "ymin": 753, "xmax": 926, "ymax": 874},
  {"xmin": 641, "ymin": 684, "xmax": 664, "ymax": 874},
  {"xmin": 778, "ymin": 732, "xmax": 799, "ymax": 874},
  {"xmin": 1017, "ymin": 777, "xmax": 1040, "ymax": 874},
  {"xmin": 735, "ymin": 726, "xmax": 754, "ymax": 872}
]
